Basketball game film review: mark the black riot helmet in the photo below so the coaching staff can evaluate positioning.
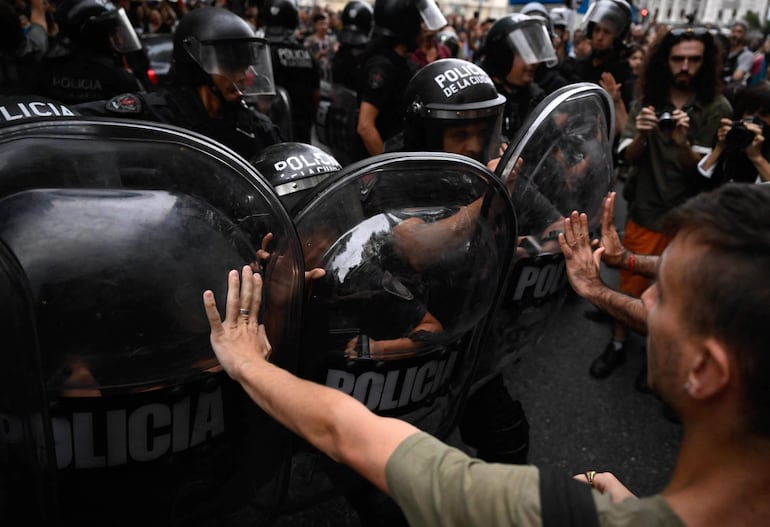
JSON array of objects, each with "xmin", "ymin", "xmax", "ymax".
[
  {"xmin": 581, "ymin": 0, "xmax": 631, "ymax": 47},
  {"xmin": 520, "ymin": 1, "xmax": 554, "ymax": 38},
  {"xmin": 403, "ymin": 58, "xmax": 506, "ymax": 164},
  {"xmin": 478, "ymin": 13, "xmax": 558, "ymax": 81},
  {"xmin": 340, "ymin": 0, "xmax": 373, "ymax": 46},
  {"xmin": 263, "ymin": 0, "xmax": 300, "ymax": 37},
  {"xmin": 252, "ymin": 142, "xmax": 342, "ymax": 213},
  {"xmin": 56, "ymin": 0, "xmax": 141, "ymax": 54},
  {"xmin": 372, "ymin": 0, "xmax": 447, "ymax": 46},
  {"xmin": 173, "ymin": 6, "xmax": 274, "ymax": 97}
]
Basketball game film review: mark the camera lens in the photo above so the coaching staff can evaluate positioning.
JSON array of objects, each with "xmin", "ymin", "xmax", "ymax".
[
  {"xmin": 725, "ymin": 123, "xmax": 755, "ymax": 152},
  {"xmin": 657, "ymin": 111, "xmax": 675, "ymax": 131}
]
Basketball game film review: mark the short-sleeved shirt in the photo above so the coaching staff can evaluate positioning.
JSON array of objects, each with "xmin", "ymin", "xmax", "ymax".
[
  {"xmin": 358, "ymin": 48, "xmax": 416, "ymax": 144},
  {"xmin": 724, "ymin": 47, "xmax": 754, "ymax": 84},
  {"xmin": 618, "ymin": 94, "xmax": 732, "ymax": 231},
  {"xmin": 386, "ymin": 432, "xmax": 684, "ymax": 527}
]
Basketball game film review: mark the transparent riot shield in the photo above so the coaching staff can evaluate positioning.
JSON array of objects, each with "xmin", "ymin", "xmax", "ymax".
[
  {"xmin": 0, "ymin": 117, "xmax": 305, "ymax": 525},
  {"xmin": 282, "ymin": 151, "xmax": 517, "ymax": 512},
  {"xmin": 0, "ymin": 240, "xmax": 57, "ymax": 524},
  {"xmin": 313, "ymin": 81, "xmax": 367, "ymax": 166},
  {"xmin": 477, "ymin": 82, "xmax": 615, "ymax": 386}
]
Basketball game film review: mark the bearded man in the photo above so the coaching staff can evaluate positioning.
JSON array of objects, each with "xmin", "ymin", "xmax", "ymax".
[{"xmin": 588, "ymin": 26, "xmax": 732, "ymax": 382}]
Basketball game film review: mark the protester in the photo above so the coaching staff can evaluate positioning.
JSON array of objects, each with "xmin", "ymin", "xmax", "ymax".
[
  {"xmin": 203, "ymin": 182, "xmax": 770, "ymax": 526},
  {"xmin": 592, "ymin": 25, "xmax": 732, "ymax": 383}
]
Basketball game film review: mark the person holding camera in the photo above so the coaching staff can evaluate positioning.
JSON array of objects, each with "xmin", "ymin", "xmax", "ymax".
[
  {"xmin": 588, "ymin": 25, "xmax": 732, "ymax": 383},
  {"xmin": 697, "ymin": 84, "xmax": 770, "ymax": 187}
]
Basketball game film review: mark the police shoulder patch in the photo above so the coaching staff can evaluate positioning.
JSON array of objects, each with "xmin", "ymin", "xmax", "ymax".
[
  {"xmin": 367, "ymin": 67, "xmax": 386, "ymax": 90},
  {"xmin": 107, "ymin": 93, "xmax": 142, "ymax": 114}
]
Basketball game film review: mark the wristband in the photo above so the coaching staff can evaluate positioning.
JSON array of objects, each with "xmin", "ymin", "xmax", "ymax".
[{"xmin": 628, "ymin": 253, "xmax": 636, "ymax": 274}]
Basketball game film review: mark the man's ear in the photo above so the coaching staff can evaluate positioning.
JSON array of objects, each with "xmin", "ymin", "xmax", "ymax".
[{"xmin": 685, "ymin": 337, "xmax": 730, "ymax": 399}]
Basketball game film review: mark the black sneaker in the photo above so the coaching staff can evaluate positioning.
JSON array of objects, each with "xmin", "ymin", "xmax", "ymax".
[{"xmin": 589, "ymin": 342, "xmax": 626, "ymax": 378}]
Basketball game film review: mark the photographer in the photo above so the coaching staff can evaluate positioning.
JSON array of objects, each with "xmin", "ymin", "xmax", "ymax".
[
  {"xmin": 698, "ymin": 84, "xmax": 770, "ymax": 186},
  {"xmin": 589, "ymin": 25, "xmax": 731, "ymax": 384}
]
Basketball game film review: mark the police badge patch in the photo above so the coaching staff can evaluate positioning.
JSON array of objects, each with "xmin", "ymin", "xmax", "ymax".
[
  {"xmin": 107, "ymin": 93, "xmax": 142, "ymax": 114},
  {"xmin": 367, "ymin": 68, "xmax": 385, "ymax": 90}
]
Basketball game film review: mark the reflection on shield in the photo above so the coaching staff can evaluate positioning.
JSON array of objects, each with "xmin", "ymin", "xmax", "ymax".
[
  {"xmin": 294, "ymin": 152, "xmax": 516, "ymax": 420},
  {"xmin": 0, "ymin": 117, "xmax": 303, "ymax": 523},
  {"xmin": 497, "ymin": 82, "xmax": 614, "ymax": 241},
  {"xmin": 475, "ymin": 83, "xmax": 615, "ymax": 389},
  {"xmin": 278, "ymin": 151, "xmax": 516, "ymax": 515}
]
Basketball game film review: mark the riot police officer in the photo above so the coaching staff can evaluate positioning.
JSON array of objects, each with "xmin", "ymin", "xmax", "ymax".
[
  {"xmin": 390, "ymin": 57, "xmax": 506, "ymax": 165},
  {"xmin": 252, "ymin": 141, "xmax": 342, "ymax": 213},
  {"xmin": 389, "ymin": 57, "xmax": 569, "ymax": 465},
  {"xmin": 519, "ymin": 1, "xmax": 571, "ymax": 94},
  {"xmin": 331, "ymin": 0, "xmax": 373, "ymax": 91},
  {"xmin": 38, "ymin": 0, "xmax": 144, "ymax": 104},
  {"xmin": 356, "ymin": 0, "xmax": 446, "ymax": 156},
  {"xmin": 75, "ymin": 6, "xmax": 280, "ymax": 162},
  {"xmin": 263, "ymin": 0, "xmax": 321, "ymax": 143},
  {"xmin": 477, "ymin": 14, "xmax": 558, "ymax": 141},
  {"xmin": 559, "ymin": 0, "xmax": 635, "ymax": 111}
]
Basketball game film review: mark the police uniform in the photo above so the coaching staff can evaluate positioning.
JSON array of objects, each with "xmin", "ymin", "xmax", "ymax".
[
  {"xmin": 331, "ymin": 43, "xmax": 367, "ymax": 91},
  {"xmin": 358, "ymin": 48, "xmax": 417, "ymax": 146},
  {"xmin": 39, "ymin": 49, "xmax": 144, "ymax": 104},
  {"xmin": 566, "ymin": 52, "xmax": 635, "ymax": 110},
  {"xmin": 75, "ymin": 87, "xmax": 281, "ymax": 162},
  {"xmin": 268, "ymin": 33, "xmax": 321, "ymax": 144},
  {"xmin": 494, "ymin": 80, "xmax": 547, "ymax": 141}
]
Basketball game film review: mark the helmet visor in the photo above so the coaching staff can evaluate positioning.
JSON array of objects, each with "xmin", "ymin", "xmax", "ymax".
[
  {"xmin": 104, "ymin": 8, "xmax": 142, "ymax": 53},
  {"xmin": 583, "ymin": 0, "xmax": 629, "ymax": 37},
  {"xmin": 508, "ymin": 19, "xmax": 558, "ymax": 68},
  {"xmin": 416, "ymin": 0, "xmax": 447, "ymax": 31},
  {"xmin": 185, "ymin": 37, "xmax": 276, "ymax": 96}
]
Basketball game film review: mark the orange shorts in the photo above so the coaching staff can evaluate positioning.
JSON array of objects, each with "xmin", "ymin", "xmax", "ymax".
[{"xmin": 618, "ymin": 218, "xmax": 672, "ymax": 298}]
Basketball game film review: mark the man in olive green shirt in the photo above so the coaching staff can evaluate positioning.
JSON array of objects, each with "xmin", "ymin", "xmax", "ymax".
[{"xmin": 203, "ymin": 183, "xmax": 770, "ymax": 526}]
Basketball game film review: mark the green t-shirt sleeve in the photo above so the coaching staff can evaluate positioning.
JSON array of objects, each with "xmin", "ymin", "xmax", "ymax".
[
  {"xmin": 594, "ymin": 493, "xmax": 685, "ymax": 527},
  {"xmin": 385, "ymin": 432, "xmax": 543, "ymax": 527}
]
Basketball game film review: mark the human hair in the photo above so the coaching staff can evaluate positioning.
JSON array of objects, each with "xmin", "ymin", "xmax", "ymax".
[
  {"xmin": 312, "ymin": 12, "xmax": 326, "ymax": 24},
  {"xmin": 661, "ymin": 183, "xmax": 770, "ymax": 437},
  {"xmin": 637, "ymin": 27, "xmax": 722, "ymax": 109},
  {"xmin": 625, "ymin": 42, "xmax": 644, "ymax": 59},
  {"xmin": 746, "ymin": 84, "xmax": 770, "ymax": 118}
]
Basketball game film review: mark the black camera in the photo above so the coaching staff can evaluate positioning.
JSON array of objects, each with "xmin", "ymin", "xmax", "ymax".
[
  {"xmin": 725, "ymin": 116, "xmax": 763, "ymax": 153},
  {"xmin": 657, "ymin": 111, "xmax": 676, "ymax": 131}
]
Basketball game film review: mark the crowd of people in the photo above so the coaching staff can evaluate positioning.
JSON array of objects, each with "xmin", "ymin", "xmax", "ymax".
[{"xmin": 2, "ymin": 0, "xmax": 770, "ymax": 524}]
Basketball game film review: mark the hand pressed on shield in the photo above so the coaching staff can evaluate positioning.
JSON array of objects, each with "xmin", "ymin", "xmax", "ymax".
[
  {"xmin": 203, "ymin": 265, "xmax": 272, "ymax": 382},
  {"xmin": 591, "ymin": 191, "xmax": 626, "ymax": 268},
  {"xmin": 558, "ymin": 210, "xmax": 604, "ymax": 299}
]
